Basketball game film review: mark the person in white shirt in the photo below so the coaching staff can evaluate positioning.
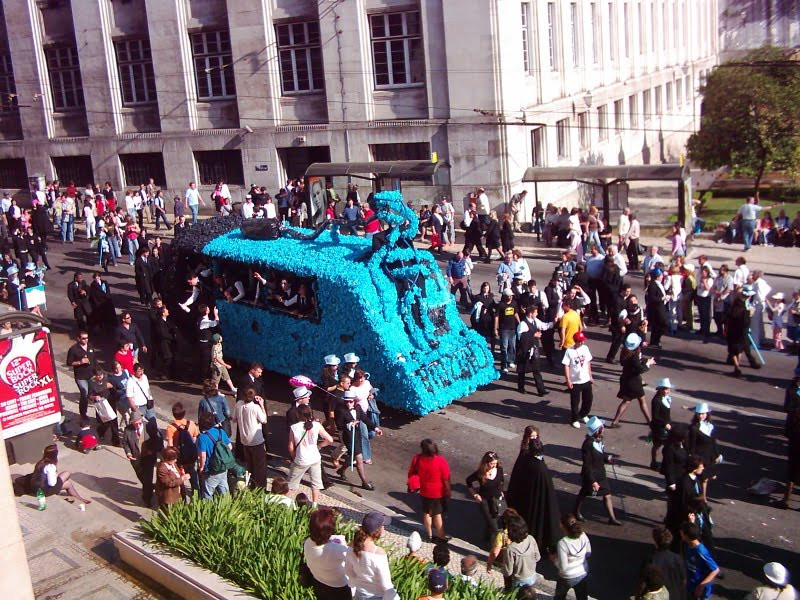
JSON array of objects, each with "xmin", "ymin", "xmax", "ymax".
[
  {"xmin": 304, "ymin": 507, "xmax": 350, "ymax": 596},
  {"xmin": 217, "ymin": 179, "xmax": 231, "ymax": 203},
  {"xmin": 749, "ymin": 270, "xmax": 772, "ymax": 348},
  {"xmin": 440, "ymin": 196, "xmax": 455, "ymax": 245},
  {"xmin": 606, "ymin": 244, "xmax": 628, "ymax": 278},
  {"xmin": 738, "ymin": 196, "xmax": 781, "ymax": 251},
  {"xmin": 551, "ymin": 514, "xmax": 592, "ymax": 599},
  {"xmin": 623, "ymin": 214, "xmax": 641, "ymax": 271},
  {"xmin": 242, "ymin": 195, "xmax": 254, "ymax": 219},
  {"xmin": 184, "ymin": 181, "xmax": 205, "ymax": 225},
  {"xmin": 288, "ymin": 404, "xmax": 334, "ymax": 503},
  {"xmin": 263, "ymin": 197, "xmax": 277, "ymax": 219},
  {"xmin": 345, "ymin": 512, "xmax": 398, "ymax": 600},
  {"xmin": 562, "ymin": 331, "xmax": 594, "ymax": 429},
  {"xmin": 617, "ymin": 208, "xmax": 631, "ymax": 247},
  {"xmin": 126, "ymin": 363, "xmax": 155, "ymax": 420},
  {"xmin": 83, "ymin": 200, "xmax": 96, "ymax": 239},
  {"xmin": 733, "ymin": 256, "xmax": 750, "ymax": 288},
  {"xmin": 232, "ymin": 387, "xmax": 268, "ymax": 487}
]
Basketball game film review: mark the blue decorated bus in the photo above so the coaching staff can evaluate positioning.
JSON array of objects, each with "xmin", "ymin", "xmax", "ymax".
[{"xmin": 166, "ymin": 191, "xmax": 496, "ymax": 415}]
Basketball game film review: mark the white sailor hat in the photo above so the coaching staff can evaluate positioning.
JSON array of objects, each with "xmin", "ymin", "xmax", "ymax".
[
  {"xmin": 6, "ymin": 266, "xmax": 18, "ymax": 276},
  {"xmin": 343, "ymin": 390, "xmax": 357, "ymax": 400},
  {"xmin": 694, "ymin": 402, "xmax": 711, "ymax": 414},
  {"xmin": 586, "ymin": 416, "xmax": 605, "ymax": 435},
  {"xmin": 324, "ymin": 354, "xmax": 340, "ymax": 366},
  {"xmin": 655, "ymin": 378, "xmax": 673, "ymax": 389},
  {"xmin": 343, "ymin": 353, "xmax": 360, "ymax": 364},
  {"xmin": 293, "ymin": 387, "xmax": 312, "ymax": 400}
]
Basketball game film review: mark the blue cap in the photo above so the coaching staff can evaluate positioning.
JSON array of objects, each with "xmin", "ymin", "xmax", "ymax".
[
  {"xmin": 651, "ymin": 268, "xmax": 662, "ymax": 277},
  {"xmin": 586, "ymin": 416, "xmax": 605, "ymax": 435},
  {"xmin": 362, "ymin": 511, "xmax": 390, "ymax": 535},
  {"xmin": 694, "ymin": 402, "xmax": 711, "ymax": 414},
  {"xmin": 428, "ymin": 569, "xmax": 448, "ymax": 593}
]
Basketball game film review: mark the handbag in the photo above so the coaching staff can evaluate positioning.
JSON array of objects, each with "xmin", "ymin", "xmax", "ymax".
[
  {"xmin": 407, "ymin": 454, "xmax": 421, "ymax": 493},
  {"xmin": 95, "ymin": 398, "xmax": 117, "ymax": 423},
  {"xmin": 134, "ymin": 379, "xmax": 154, "ymax": 410}
]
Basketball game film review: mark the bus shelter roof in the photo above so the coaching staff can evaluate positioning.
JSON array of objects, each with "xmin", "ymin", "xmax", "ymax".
[
  {"xmin": 304, "ymin": 160, "xmax": 450, "ymax": 181},
  {"xmin": 522, "ymin": 164, "xmax": 689, "ymax": 186}
]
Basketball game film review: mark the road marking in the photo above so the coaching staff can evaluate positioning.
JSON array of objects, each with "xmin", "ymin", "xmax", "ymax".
[{"xmin": 439, "ymin": 410, "xmax": 517, "ymax": 440}]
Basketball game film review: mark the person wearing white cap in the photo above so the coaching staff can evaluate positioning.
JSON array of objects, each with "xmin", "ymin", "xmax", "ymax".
[
  {"xmin": 286, "ymin": 386, "xmax": 312, "ymax": 431},
  {"xmin": 688, "ymin": 403, "xmax": 721, "ymax": 499},
  {"xmin": 767, "ymin": 292, "xmax": 787, "ymax": 352},
  {"xmin": 573, "ymin": 416, "xmax": 622, "ymax": 526},
  {"xmin": 648, "ymin": 378, "xmax": 673, "ymax": 470},
  {"xmin": 750, "ymin": 562, "xmax": 797, "ymax": 599},
  {"xmin": 5, "ymin": 264, "xmax": 24, "ymax": 310},
  {"xmin": 343, "ymin": 352, "xmax": 360, "ymax": 378},
  {"xmin": 333, "ymin": 389, "xmax": 381, "ymax": 490},
  {"xmin": 609, "ymin": 333, "xmax": 655, "ymax": 429}
]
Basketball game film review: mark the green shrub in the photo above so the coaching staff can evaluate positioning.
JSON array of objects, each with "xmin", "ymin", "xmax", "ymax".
[{"xmin": 141, "ymin": 489, "xmax": 516, "ymax": 599}]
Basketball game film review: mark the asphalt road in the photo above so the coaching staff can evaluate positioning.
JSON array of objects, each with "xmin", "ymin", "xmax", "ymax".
[{"xmin": 39, "ymin": 235, "xmax": 799, "ymax": 600}]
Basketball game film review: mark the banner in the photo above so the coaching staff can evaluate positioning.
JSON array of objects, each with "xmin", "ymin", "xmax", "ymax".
[
  {"xmin": 0, "ymin": 329, "xmax": 62, "ymax": 439},
  {"xmin": 24, "ymin": 284, "xmax": 46, "ymax": 308}
]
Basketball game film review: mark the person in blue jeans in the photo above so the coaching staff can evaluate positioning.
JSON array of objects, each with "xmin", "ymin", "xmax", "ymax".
[
  {"xmin": 494, "ymin": 289, "xmax": 520, "ymax": 373},
  {"xmin": 681, "ymin": 522, "xmax": 719, "ymax": 599},
  {"xmin": 737, "ymin": 197, "xmax": 781, "ymax": 251},
  {"xmin": 196, "ymin": 413, "xmax": 232, "ymax": 498}
]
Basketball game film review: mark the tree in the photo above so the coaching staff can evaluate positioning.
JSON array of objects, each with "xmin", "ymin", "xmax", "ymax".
[{"xmin": 687, "ymin": 46, "xmax": 800, "ymax": 199}]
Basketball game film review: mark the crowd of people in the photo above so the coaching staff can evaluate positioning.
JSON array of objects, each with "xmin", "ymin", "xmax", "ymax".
[{"xmin": 4, "ymin": 178, "xmax": 799, "ymax": 600}]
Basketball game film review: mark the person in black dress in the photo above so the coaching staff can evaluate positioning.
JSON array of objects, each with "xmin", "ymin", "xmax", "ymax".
[
  {"xmin": 472, "ymin": 282, "xmax": 496, "ymax": 353},
  {"xmin": 649, "ymin": 378, "xmax": 674, "ymax": 470},
  {"xmin": 665, "ymin": 455, "xmax": 705, "ymax": 550},
  {"xmin": 484, "ymin": 212, "xmax": 502, "ymax": 262},
  {"xmin": 334, "ymin": 390, "xmax": 380, "ymax": 490},
  {"xmin": 88, "ymin": 272, "xmax": 116, "ymax": 332},
  {"xmin": 574, "ymin": 417, "xmax": 622, "ymax": 526},
  {"xmin": 609, "ymin": 333, "xmax": 655, "ymax": 428},
  {"xmin": 500, "ymin": 213, "xmax": 515, "ymax": 254},
  {"xmin": 687, "ymin": 403, "xmax": 721, "ymax": 499},
  {"xmin": 506, "ymin": 426, "xmax": 562, "ymax": 554},
  {"xmin": 724, "ymin": 287, "xmax": 761, "ymax": 377},
  {"xmin": 466, "ymin": 451, "xmax": 505, "ymax": 548},
  {"xmin": 646, "ymin": 268, "xmax": 669, "ymax": 348}
]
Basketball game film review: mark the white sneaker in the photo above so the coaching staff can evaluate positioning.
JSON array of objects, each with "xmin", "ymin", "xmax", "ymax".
[
  {"xmin": 581, "ymin": 416, "xmax": 590, "ymax": 423},
  {"xmin": 571, "ymin": 421, "xmax": 581, "ymax": 429},
  {"xmin": 508, "ymin": 362, "xmax": 517, "ymax": 370},
  {"xmin": 501, "ymin": 368, "xmax": 509, "ymax": 374}
]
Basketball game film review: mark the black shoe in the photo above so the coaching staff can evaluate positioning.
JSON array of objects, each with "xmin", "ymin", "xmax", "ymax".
[
  {"xmin": 608, "ymin": 518, "xmax": 623, "ymax": 526},
  {"xmin": 575, "ymin": 513, "xmax": 586, "ymax": 522},
  {"xmin": 517, "ymin": 388, "xmax": 526, "ymax": 394},
  {"xmin": 606, "ymin": 357, "xmax": 616, "ymax": 364},
  {"xmin": 336, "ymin": 465, "xmax": 347, "ymax": 479},
  {"xmin": 650, "ymin": 461, "xmax": 660, "ymax": 471},
  {"xmin": 362, "ymin": 482, "xmax": 375, "ymax": 491}
]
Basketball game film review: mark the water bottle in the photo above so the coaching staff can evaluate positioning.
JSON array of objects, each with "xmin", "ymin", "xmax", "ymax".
[{"xmin": 36, "ymin": 488, "xmax": 46, "ymax": 511}]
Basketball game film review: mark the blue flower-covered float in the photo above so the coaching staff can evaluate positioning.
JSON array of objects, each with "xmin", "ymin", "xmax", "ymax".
[{"xmin": 167, "ymin": 191, "xmax": 497, "ymax": 415}]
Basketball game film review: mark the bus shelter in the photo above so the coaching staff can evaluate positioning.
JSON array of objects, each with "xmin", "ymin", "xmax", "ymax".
[{"xmin": 522, "ymin": 163, "xmax": 692, "ymax": 229}]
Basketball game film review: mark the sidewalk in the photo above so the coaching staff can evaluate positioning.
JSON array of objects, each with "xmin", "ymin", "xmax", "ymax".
[{"xmin": 12, "ymin": 333, "xmax": 574, "ymax": 599}]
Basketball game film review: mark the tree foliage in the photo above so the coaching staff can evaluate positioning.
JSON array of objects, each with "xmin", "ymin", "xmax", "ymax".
[{"xmin": 687, "ymin": 46, "xmax": 800, "ymax": 197}]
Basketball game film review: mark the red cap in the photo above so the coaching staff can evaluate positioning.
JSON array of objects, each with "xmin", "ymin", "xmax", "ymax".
[{"xmin": 573, "ymin": 331, "xmax": 587, "ymax": 343}]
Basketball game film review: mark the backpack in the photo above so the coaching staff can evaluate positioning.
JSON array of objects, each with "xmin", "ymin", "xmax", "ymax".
[
  {"xmin": 204, "ymin": 429, "xmax": 237, "ymax": 475},
  {"xmin": 175, "ymin": 422, "xmax": 199, "ymax": 466}
]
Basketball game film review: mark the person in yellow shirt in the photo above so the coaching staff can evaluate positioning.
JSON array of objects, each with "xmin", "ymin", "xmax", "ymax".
[{"xmin": 560, "ymin": 300, "xmax": 583, "ymax": 351}]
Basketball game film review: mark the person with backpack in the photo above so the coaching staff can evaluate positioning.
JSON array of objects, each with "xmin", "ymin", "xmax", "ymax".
[
  {"xmin": 196, "ymin": 413, "xmax": 234, "ymax": 498},
  {"xmin": 198, "ymin": 379, "xmax": 232, "ymax": 437},
  {"xmin": 165, "ymin": 402, "xmax": 200, "ymax": 495}
]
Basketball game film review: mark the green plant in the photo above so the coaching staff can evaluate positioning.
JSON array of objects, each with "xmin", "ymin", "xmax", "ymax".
[{"xmin": 141, "ymin": 490, "xmax": 517, "ymax": 599}]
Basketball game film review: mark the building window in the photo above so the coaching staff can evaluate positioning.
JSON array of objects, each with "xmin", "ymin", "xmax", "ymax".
[
  {"xmin": 675, "ymin": 78, "xmax": 682, "ymax": 105},
  {"xmin": 0, "ymin": 158, "xmax": 27, "ymax": 189},
  {"xmin": 638, "ymin": 3, "xmax": 644, "ymax": 53},
  {"xmin": 120, "ymin": 153, "xmax": 167, "ymax": 187},
  {"xmin": 623, "ymin": 3, "xmax": 630, "ymax": 58},
  {"xmin": 643, "ymin": 89, "xmax": 651, "ymax": 121},
  {"xmin": 614, "ymin": 99, "xmax": 623, "ymax": 133},
  {"xmin": 45, "ymin": 46, "xmax": 84, "ymax": 110},
  {"xmin": 52, "ymin": 155, "xmax": 93, "ymax": 186},
  {"xmin": 531, "ymin": 127, "xmax": 545, "ymax": 166},
  {"xmin": 114, "ymin": 39, "xmax": 157, "ymax": 106},
  {"xmin": 194, "ymin": 150, "xmax": 244, "ymax": 186},
  {"xmin": 570, "ymin": 3, "xmax": 580, "ymax": 67},
  {"xmin": 191, "ymin": 31, "xmax": 236, "ymax": 100},
  {"xmin": 578, "ymin": 112, "xmax": 589, "ymax": 149},
  {"xmin": 369, "ymin": 11, "xmax": 424, "ymax": 88},
  {"xmin": 655, "ymin": 85, "xmax": 662, "ymax": 115},
  {"xmin": 547, "ymin": 2, "xmax": 557, "ymax": 69},
  {"xmin": 672, "ymin": 2, "xmax": 678, "ymax": 49},
  {"xmin": 0, "ymin": 52, "xmax": 18, "ymax": 112},
  {"xmin": 628, "ymin": 94, "xmax": 638, "ymax": 127},
  {"xmin": 684, "ymin": 75, "xmax": 691, "ymax": 104},
  {"xmin": 590, "ymin": 2, "xmax": 599, "ymax": 64},
  {"xmin": 597, "ymin": 104, "xmax": 608, "ymax": 140},
  {"xmin": 662, "ymin": 2, "xmax": 667, "ymax": 49},
  {"xmin": 371, "ymin": 142, "xmax": 430, "ymax": 162},
  {"xmin": 651, "ymin": 1, "xmax": 656, "ymax": 51},
  {"xmin": 665, "ymin": 81, "xmax": 673, "ymax": 110},
  {"xmin": 608, "ymin": 2, "xmax": 616, "ymax": 61},
  {"xmin": 521, "ymin": 3, "xmax": 531, "ymax": 73},
  {"xmin": 556, "ymin": 118, "xmax": 570, "ymax": 158},
  {"xmin": 276, "ymin": 21, "xmax": 324, "ymax": 94}
]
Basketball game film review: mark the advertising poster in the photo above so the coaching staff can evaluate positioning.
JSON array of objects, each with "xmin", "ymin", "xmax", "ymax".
[{"xmin": 0, "ymin": 329, "xmax": 62, "ymax": 439}]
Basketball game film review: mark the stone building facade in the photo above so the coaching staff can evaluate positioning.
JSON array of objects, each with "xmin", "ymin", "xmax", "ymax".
[{"xmin": 0, "ymin": 0, "xmax": 717, "ymax": 220}]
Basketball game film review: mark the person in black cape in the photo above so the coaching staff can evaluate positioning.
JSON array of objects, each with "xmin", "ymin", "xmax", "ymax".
[{"xmin": 506, "ymin": 425, "xmax": 562, "ymax": 554}]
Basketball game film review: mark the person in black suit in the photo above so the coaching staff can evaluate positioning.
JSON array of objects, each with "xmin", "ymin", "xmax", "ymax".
[
  {"xmin": 67, "ymin": 271, "xmax": 92, "ymax": 331},
  {"xmin": 333, "ymin": 390, "xmax": 381, "ymax": 490},
  {"xmin": 134, "ymin": 247, "xmax": 154, "ymax": 306},
  {"xmin": 88, "ymin": 271, "xmax": 116, "ymax": 331},
  {"xmin": 646, "ymin": 268, "xmax": 669, "ymax": 348},
  {"xmin": 573, "ymin": 417, "xmax": 622, "ymax": 526},
  {"xmin": 153, "ymin": 306, "xmax": 178, "ymax": 379}
]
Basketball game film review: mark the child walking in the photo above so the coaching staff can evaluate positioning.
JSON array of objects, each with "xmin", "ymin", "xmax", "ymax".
[{"xmin": 768, "ymin": 292, "xmax": 786, "ymax": 351}]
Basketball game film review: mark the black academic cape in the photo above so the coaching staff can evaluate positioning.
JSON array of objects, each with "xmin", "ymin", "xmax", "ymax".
[{"xmin": 506, "ymin": 449, "xmax": 562, "ymax": 554}]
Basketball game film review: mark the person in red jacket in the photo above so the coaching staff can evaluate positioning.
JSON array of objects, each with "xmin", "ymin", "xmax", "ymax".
[{"xmin": 408, "ymin": 438, "xmax": 451, "ymax": 542}]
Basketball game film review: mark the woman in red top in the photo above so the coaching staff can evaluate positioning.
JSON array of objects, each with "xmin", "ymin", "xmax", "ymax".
[
  {"xmin": 114, "ymin": 342, "xmax": 135, "ymax": 374},
  {"xmin": 408, "ymin": 438, "xmax": 451, "ymax": 542}
]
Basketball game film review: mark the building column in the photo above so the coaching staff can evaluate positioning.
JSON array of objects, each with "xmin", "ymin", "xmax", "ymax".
[{"xmin": 144, "ymin": 0, "xmax": 197, "ymax": 133}]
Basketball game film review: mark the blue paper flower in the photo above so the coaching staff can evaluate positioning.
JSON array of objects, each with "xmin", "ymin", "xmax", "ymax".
[{"xmin": 200, "ymin": 191, "xmax": 497, "ymax": 415}]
